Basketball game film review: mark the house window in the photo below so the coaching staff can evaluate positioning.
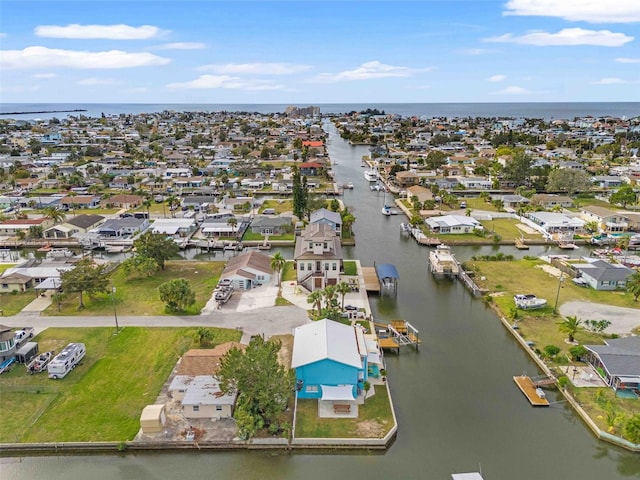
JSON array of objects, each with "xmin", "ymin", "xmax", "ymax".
[
  {"xmin": 308, "ymin": 263, "xmax": 313, "ymax": 271},
  {"xmin": 216, "ymin": 405, "xmax": 223, "ymax": 411},
  {"xmin": 300, "ymin": 263, "xmax": 304, "ymax": 271},
  {"xmin": 324, "ymin": 263, "xmax": 329, "ymax": 270},
  {"xmin": 332, "ymin": 263, "xmax": 337, "ymax": 271},
  {"xmin": 193, "ymin": 405, "xmax": 200, "ymax": 412},
  {"xmin": 305, "ymin": 385, "xmax": 319, "ymax": 393},
  {"xmin": 1, "ymin": 284, "xmax": 7, "ymax": 289}
]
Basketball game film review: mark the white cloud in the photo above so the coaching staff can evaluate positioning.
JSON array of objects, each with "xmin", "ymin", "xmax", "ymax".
[
  {"xmin": 167, "ymin": 75, "xmax": 284, "ymax": 91},
  {"xmin": 155, "ymin": 42, "xmax": 206, "ymax": 50},
  {"xmin": 0, "ymin": 46, "xmax": 171, "ymax": 69},
  {"xmin": 0, "ymin": 33, "xmax": 6, "ymax": 38},
  {"xmin": 77, "ymin": 77, "xmax": 120, "ymax": 86},
  {"xmin": 199, "ymin": 62, "xmax": 311, "ymax": 75},
  {"xmin": 485, "ymin": 28, "xmax": 633, "ymax": 47},
  {"xmin": 487, "ymin": 74, "xmax": 506, "ymax": 82},
  {"xmin": 592, "ymin": 77, "xmax": 639, "ymax": 85},
  {"xmin": 457, "ymin": 48, "xmax": 493, "ymax": 55},
  {"xmin": 35, "ymin": 24, "xmax": 164, "ymax": 40},
  {"xmin": 504, "ymin": 0, "xmax": 640, "ymax": 24},
  {"xmin": 616, "ymin": 57, "xmax": 640, "ymax": 63},
  {"xmin": 125, "ymin": 87, "xmax": 149, "ymax": 93},
  {"xmin": 32, "ymin": 72, "xmax": 57, "ymax": 79},
  {"xmin": 312, "ymin": 61, "xmax": 423, "ymax": 83},
  {"xmin": 490, "ymin": 86, "xmax": 535, "ymax": 95}
]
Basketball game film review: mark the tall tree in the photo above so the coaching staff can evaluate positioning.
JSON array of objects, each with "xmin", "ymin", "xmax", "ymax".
[
  {"xmin": 270, "ymin": 252, "xmax": 286, "ymax": 286},
  {"xmin": 292, "ymin": 169, "xmax": 309, "ymax": 220},
  {"xmin": 610, "ymin": 185, "xmax": 637, "ymax": 208},
  {"xmin": 43, "ymin": 206, "xmax": 66, "ymax": 224},
  {"xmin": 336, "ymin": 281, "xmax": 352, "ymax": 310},
  {"xmin": 59, "ymin": 258, "xmax": 109, "ymax": 309},
  {"xmin": 306, "ymin": 289, "xmax": 322, "ymax": 315},
  {"xmin": 133, "ymin": 231, "xmax": 178, "ymax": 270},
  {"xmin": 502, "ymin": 150, "xmax": 532, "ymax": 187},
  {"xmin": 626, "ymin": 271, "xmax": 640, "ymax": 301},
  {"xmin": 158, "ymin": 278, "xmax": 196, "ymax": 312},
  {"xmin": 217, "ymin": 336, "xmax": 294, "ymax": 439},
  {"xmin": 546, "ymin": 169, "xmax": 591, "ymax": 194}
]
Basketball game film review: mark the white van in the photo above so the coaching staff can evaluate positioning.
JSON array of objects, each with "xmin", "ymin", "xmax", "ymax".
[{"xmin": 48, "ymin": 343, "xmax": 86, "ymax": 379}]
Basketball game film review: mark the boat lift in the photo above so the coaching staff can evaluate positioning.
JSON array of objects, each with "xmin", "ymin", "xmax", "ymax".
[{"xmin": 374, "ymin": 319, "xmax": 421, "ymax": 353}]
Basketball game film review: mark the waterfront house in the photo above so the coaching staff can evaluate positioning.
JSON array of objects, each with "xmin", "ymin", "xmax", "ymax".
[
  {"xmin": 579, "ymin": 206, "xmax": 629, "ymax": 234},
  {"xmin": 573, "ymin": 259, "xmax": 634, "ymax": 290},
  {"xmin": 406, "ymin": 185, "xmax": 434, "ymax": 204},
  {"xmin": 585, "ymin": 337, "xmax": 640, "ymax": 392},
  {"xmin": 0, "ymin": 217, "xmax": 53, "ymax": 236},
  {"xmin": 298, "ymin": 162, "xmax": 323, "ymax": 176},
  {"xmin": 591, "ymin": 175, "xmax": 624, "ymax": 189},
  {"xmin": 457, "ymin": 176, "xmax": 492, "ymax": 190},
  {"xmin": 103, "ymin": 194, "xmax": 144, "ymax": 209},
  {"xmin": 151, "ymin": 218, "xmax": 197, "ymax": 238},
  {"xmin": 292, "ymin": 319, "xmax": 368, "ymax": 406},
  {"xmin": 425, "ymin": 215, "xmax": 483, "ymax": 234},
  {"xmin": 220, "ymin": 250, "xmax": 273, "ymax": 289},
  {"xmin": 249, "ymin": 215, "xmax": 292, "ymax": 236},
  {"xmin": 1, "ymin": 258, "xmax": 75, "ymax": 291},
  {"xmin": 169, "ymin": 375, "xmax": 237, "ymax": 420},
  {"xmin": 44, "ymin": 214, "xmax": 105, "ymax": 239},
  {"xmin": 525, "ymin": 212, "xmax": 584, "ymax": 237},
  {"xmin": 96, "ymin": 217, "xmax": 149, "ymax": 239},
  {"xmin": 395, "ymin": 170, "xmax": 420, "ymax": 188},
  {"xmin": 175, "ymin": 343, "xmax": 245, "ymax": 378},
  {"xmin": 294, "ymin": 223, "xmax": 343, "ymax": 291},
  {"xmin": 309, "ymin": 208, "xmax": 342, "ymax": 236},
  {"xmin": 60, "ymin": 195, "xmax": 101, "ymax": 210},
  {"xmin": 496, "ymin": 194, "xmax": 530, "ymax": 210}
]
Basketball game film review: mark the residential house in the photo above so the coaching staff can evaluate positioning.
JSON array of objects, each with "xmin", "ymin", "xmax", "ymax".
[
  {"xmin": 406, "ymin": 185, "xmax": 434, "ymax": 204},
  {"xmin": 1, "ymin": 258, "xmax": 76, "ymax": 290},
  {"xmin": 531, "ymin": 194, "xmax": 574, "ymax": 209},
  {"xmin": 0, "ymin": 272, "xmax": 33, "ymax": 293},
  {"xmin": 175, "ymin": 342, "xmax": 245, "ymax": 378},
  {"xmin": 249, "ymin": 216, "xmax": 292, "ymax": 236},
  {"xmin": 151, "ymin": 218, "xmax": 197, "ymax": 238},
  {"xmin": 0, "ymin": 325, "xmax": 17, "ymax": 362},
  {"xmin": 298, "ymin": 162, "xmax": 322, "ymax": 176},
  {"xmin": 108, "ymin": 176, "xmax": 130, "ymax": 189},
  {"xmin": 309, "ymin": 208, "xmax": 342, "ymax": 236},
  {"xmin": 294, "ymin": 223, "xmax": 343, "ymax": 291},
  {"xmin": 96, "ymin": 217, "xmax": 149, "ymax": 238},
  {"xmin": 200, "ymin": 215, "xmax": 240, "ymax": 238},
  {"xmin": 104, "ymin": 194, "xmax": 144, "ymax": 209},
  {"xmin": 44, "ymin": 214, "xmax": 105, "ymax": 239},
  {"xmin": 60, "ymin": 195, "xmax": 101, "ymax": 210},
  {"xmin": 580, "ymin": 206, "xmax": 629, "ymax": 234},
  {"xmin": 425, "ymin": 215, "xmax": 483, "ymax": 234},
  {"xmin": 292, "ymin": 319, "xmax": 368, "ymax": 409},
  {"xmin": 457, "ymin": 177, "xmax": 492, "ymax": 190},
  {"xmin": 219, "ymin": 196, "xmax": 253, "ymax": 213},
  {"xmin": 0, "ymin": 217, "xmax": 53, "ymax": 236},
  {"xmin": 497, "ymin": 194, "xmax": 530, "ymax": 210},
  {"xmin": 15, "ymin": 178, "xmax": 42, "ymax": 190},
  {"xmin": 585, "ymin": 337, "xmax": 640, "ymax": 392},
  {"xmin": 526, "ymin": 212, "xmax": 584, "ymax": 237},
  {"xmin": 168, "ymin": 375, "xmax": 237, "ymax": 420},
  {"xmin": 395, "ymin": 170, "xmax": 420, "ymax": 188},
  {"xmin": 573, "ymin": 259, "xmax": 634, "ymax": 290},
  {"xmin": 591, "ymin": 176, "xmax": 624, "ymax": 189},
  {"xmin": 220, "ymin": 250, "xmax": 273, "ymax": 289}
]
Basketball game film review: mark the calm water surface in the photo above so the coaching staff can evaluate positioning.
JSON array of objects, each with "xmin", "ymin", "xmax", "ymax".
[{"xmin": 2, "ymin": 123, "xmax": 639, "ymax": 480}]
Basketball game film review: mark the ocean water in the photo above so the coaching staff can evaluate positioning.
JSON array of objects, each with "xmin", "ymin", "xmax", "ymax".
[{"xmin": 1, "ymin": 102, "xmax": 639, "ymax": 121}]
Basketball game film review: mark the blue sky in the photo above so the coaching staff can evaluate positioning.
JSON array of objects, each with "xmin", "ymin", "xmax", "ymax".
[{"xmin": 1, "ymin": 0, "xmax": 639, "ymax": 103}]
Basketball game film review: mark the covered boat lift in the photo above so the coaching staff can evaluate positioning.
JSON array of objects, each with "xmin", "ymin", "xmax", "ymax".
[{"xmin": 374, "ymin": 262, "xmax": 399, "ymax": 295}]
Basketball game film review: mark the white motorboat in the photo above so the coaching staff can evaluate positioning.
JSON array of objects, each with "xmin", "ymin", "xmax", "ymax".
[
  {"xmin": 428, "ymin": 244, "xmax": 459, "ymax": 277},
  {"xmin": 364, "ymin": 170, "xmax": 378, "ymax": 182},
  {"xmin": 514, "ymin": 294, "xmax": 548, "ymax": 310},
  {"xmin": 400, "ymin": 222, "xmax": 411, "ymax": 234}
]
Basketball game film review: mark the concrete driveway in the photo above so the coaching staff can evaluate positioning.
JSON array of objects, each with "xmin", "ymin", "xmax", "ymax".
[{"xmin": 559, "ymin": 301, "xmax": 640, "ymax": 335}]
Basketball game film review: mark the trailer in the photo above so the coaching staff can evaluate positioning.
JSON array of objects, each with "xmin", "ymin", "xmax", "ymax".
[{"xmin": 48, "ymin": 343, "xmax": 86, "ymax": 379}]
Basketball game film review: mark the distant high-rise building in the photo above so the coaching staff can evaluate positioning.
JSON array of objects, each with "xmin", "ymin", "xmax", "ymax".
[{"xmin": 285, "ymin": 106, "xmax": 320, "ymax": 118}]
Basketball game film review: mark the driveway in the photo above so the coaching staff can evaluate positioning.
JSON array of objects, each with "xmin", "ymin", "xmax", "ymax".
[{"xmin": 559, "ymin": 301, "xmax": 640, "ymax": 335}]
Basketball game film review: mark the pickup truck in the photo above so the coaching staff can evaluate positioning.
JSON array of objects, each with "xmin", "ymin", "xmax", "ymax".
[{"xmin": 14, "ymin": 327, "xmax": 35, "ymax": 346}]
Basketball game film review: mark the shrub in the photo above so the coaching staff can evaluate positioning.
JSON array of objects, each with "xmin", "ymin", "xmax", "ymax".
[
  {"xmin": 557, "ymin": 376, "xmax": 570, "ymax": 389},
  {"xmin": 543, "ymin": 345, "xmax": 561, "ymax": 359}
]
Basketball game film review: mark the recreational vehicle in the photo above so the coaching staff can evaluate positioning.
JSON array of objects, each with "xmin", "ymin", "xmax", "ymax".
[{"xmin": 48, "ymin": 343, "xmax": 86, "ymax": 379}]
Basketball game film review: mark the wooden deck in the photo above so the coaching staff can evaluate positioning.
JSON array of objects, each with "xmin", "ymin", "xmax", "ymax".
[
  {"xmin": 513, "ymin": 376, "xmax": 550, "ymax": 407},
  {"xmin": 362, "ymin": 267, "xmax": 380, "ymax": 292}
]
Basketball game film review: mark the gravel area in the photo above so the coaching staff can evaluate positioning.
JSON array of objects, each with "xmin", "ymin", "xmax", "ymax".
[{"xmin": 559, "ymin": 301, "xmax": 640, "ymax": 335}]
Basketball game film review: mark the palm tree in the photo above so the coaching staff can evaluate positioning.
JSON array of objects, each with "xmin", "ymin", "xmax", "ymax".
[
  {"xmin": 270, "ymin": 252, "xmax": 286, "ymax": 286},
  {"xmin": 306, "ymin": 290, "xmax": 322, "ymax": 316},
  {"xmin": 142, "ymin": 198, "xmax": 152, "ymax": 219},
  {"xmin": 336, "ymin": 281, "xmax": 351, "ymax": 310},
  {"xmin": 43, "ymin": 206, "xmax": 66, "ymax": 224},
  {"xmin": 626, "ymin": 271, "xmax": 640, "ymax": 301},
  {"xmin": 165, "ymin": 195, "xmax": 179, "ymax": 218},
  {"xmin": 322, "ymin": 284, "xmax": 337, "ymax": 311},
  {"xmin": 227, "ymin": 217, "xmax": 238, "ymax": 237},
  {"xmin": 557, "ymin": 315, "xmax": 583, "ymax": 343}
]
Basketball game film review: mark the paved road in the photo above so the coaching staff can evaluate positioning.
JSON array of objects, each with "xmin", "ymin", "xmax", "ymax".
[
  {"xmin": 0, "ymin": 305, "xmax": 311, "ymax": 339},
  {"xmin": 559, "ymin": 301, "xmax": 640, "ymax": 335}
]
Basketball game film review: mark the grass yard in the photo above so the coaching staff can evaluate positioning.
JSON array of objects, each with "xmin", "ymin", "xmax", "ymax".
[
  {"xmin": 0, "ymin": 291, "xmax": 42, "ymax": 316},
  {"xmin": 46, "ymin": 260, "xmax": 225, "ymax": 316},
  {"xmin": 343, "ymin": 261, "xmax": 357, "ymax": 276},
  {"xmin": 461, "ymin": 197, "xmax": 501, "ymax": 212},
  {"xmin": 0, "ymin": 326, "xmax": 241, "ymax": 442},
  {"xmin": 282, "ymin": 261, "xmax": 297, "ymax": 282},
  {"xmin": 480, "ymin": 218, "xmax": 542, "ymax": 241},
  {"xmin": 242, "ymin": 231, "xmax": 295, "ymax": 241},
  {"xmin": 295, "ymin": 385, "xmax": 394, "ymax": 438},
  {"xmin": 259, "ymin": 199, "xmax": 293, "ymax": 214}
]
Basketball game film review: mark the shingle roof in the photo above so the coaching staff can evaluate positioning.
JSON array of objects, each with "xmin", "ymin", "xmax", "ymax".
[{"xmin": 586, "ymin": 337, "xmax": 640, "ymax": 376}]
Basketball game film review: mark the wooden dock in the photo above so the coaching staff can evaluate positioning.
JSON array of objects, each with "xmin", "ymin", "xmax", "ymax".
[
  {"xmin": 374, "ymin": 320, "xmax": 421, "ymax": 353},
  {"xmin": 515, "ymin": 238, "xmax": 529, "ymax": 250},
  {"xmin": 362, "ymin": 267, "xmax": 381, "ymax": 292},
  {"xmin": 513, "ymin": 375, "xmax": 550, "ymax": 407}
]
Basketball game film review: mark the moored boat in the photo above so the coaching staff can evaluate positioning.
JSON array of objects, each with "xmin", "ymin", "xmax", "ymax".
[
  {"xmin": 428, "ymin": 244, "xmax": 459, "ymax": 277},
  {"xmin": 364, "ymin": 170, "xmax": 378, "ymax": 182}
]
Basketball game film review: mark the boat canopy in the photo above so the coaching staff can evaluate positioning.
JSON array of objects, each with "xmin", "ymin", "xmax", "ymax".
[
  {"xmin": 376, "ymin": 263, "xmax": 399, "ymax": 280},
  {"xmin": 320, "ymin": 385, "xmax": 355, "ymax": 401}
]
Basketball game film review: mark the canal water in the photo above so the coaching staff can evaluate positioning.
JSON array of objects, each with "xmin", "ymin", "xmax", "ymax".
[{"xmin": 2, "ymin": 124, "xmax": 639, "ymax": 479}]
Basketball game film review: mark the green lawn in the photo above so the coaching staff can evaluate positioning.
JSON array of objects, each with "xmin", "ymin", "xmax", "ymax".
[
  {"xmin": 242, "ymin": 231, "xmax": 295, "ymax": 241},
  {"xmin": 0, "ymin": 327, "xmax": 241, "ymax": 442},
  {"xmin": 282, "ymin": 261, "xmax": 297, "ymax": 282},
  {"xmin": 0, "ymin": 291, "xmax": 41, "ymax": 316},
  {"xmin": 343, "ymin": 261, "xmax": 357, "ymax": 276},
  {"xmin": 462, "ymin": 197, "xmax": 501, "ymax": 212},
  {"xmin": 295, "ymin": 385, "xmax": 394, "ymax": 438},
  {"xmin": 259, "ymin": 199, "xmax": 293, "ymax": 214},
  {"xmin": 480, "ymin": 218, "xmax": 542, "ymax": 240},
  {"xmin": 46, "ymin": 260, "xmax": 224, "ymax": 316}
]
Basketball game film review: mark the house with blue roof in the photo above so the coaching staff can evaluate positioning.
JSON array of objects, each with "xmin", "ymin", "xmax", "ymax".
[{"xmin": 292, "ymin": 319, "xmax": 368, "ymax": 405}]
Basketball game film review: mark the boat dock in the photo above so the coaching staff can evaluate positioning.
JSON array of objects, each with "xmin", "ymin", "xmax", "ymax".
[
  {"xmin": 513, "ymin": 375, "xmax": 550, "ymax": 406},
  {"xmin": 362, "ymin": 267, "xmax": 381, "ymax": 292},
  {"xmin": 515, "ymin": 238, "xmax": 529, "ymax": 250},
  {"xmin": 374, "ymin": 320, "xmax": 421, "ymax": 353}
]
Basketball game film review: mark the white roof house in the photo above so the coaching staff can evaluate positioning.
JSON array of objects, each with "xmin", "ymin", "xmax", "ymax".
[
  {"xmin": 425, "ymin": 215, "xmax": 482, "ymax": 234},
  {"xmin": 291, "ymin": 319, "xmax": 362, "ymax": 370},
  {"xmin": 526, "ymin": 212, "xmax": 585, "ymax": 235},
  {"xmin": 150, "ymin": 218, "xmax": 196, "ymax": 236}
]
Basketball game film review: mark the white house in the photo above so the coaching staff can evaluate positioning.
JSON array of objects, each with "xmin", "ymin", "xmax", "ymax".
[
  {"xmin": 294, "ymin": 223, "xmax": 343, "ymax": 291},
  {"xmin": 573, "ymin": 259, "xmax": 634, "ymax": 291},
  {"xmin": 425, "ymin": 215, "xmax": 483, "ymax": 234},
  {"xmin": 169, "ymin": 375, "xmax": 236, "ymax": 420},
  {"xmin": 526, "ymin": 212, "xmax": 584, "ymax": 237},
  {"xmin": 220, "ymin": 250, "xmax": 273, "ymax": 289}
]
